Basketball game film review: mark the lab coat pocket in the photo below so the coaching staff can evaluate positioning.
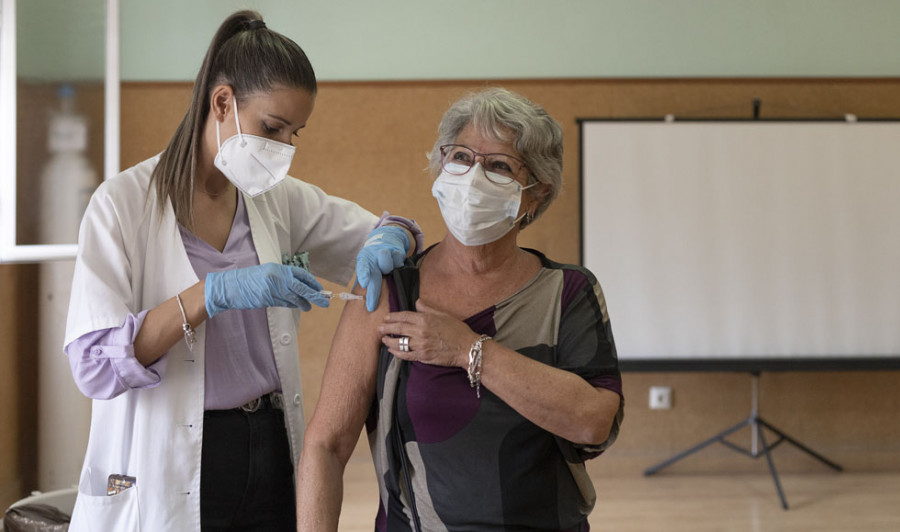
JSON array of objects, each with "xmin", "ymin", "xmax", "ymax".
[{"xmin": 69, "ymin": 469, "xmax": 141, "ymax": 532}]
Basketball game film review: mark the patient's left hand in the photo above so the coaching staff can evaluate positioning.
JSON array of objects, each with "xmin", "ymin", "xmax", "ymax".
[{"xmin": 379, "ymin": 300, "xmax": 480, "ymax": 368}]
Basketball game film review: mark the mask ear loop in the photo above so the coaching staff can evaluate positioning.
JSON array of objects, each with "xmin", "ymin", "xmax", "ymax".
[
  {"xmin": 214, "ymin": 109, "xmax": 227, "ymax": 166},
  {"xmin": 232, "ymin": 97, "xmax": 247, "ymax": 147},
  {"xmin": 214, "ymin": 96, "xmax": 246, "ymax": 167}
]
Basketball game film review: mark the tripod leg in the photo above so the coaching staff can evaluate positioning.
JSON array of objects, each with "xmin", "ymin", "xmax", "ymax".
[
  {"xmin": 756, "ymin": 419, "xmax": 843, "ymax": 472},
  {"xmin": 757, "ymin": 424, "xmax": 789, "ymax": 510},
  {"xmin": 644, "ymin": 418, "xmax": 751, "ymax": 476}
]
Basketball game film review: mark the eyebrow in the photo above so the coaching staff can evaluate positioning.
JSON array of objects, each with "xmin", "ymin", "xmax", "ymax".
[
  {"xmin": 266, "ymin": 113, "xmax": 307, "ymax": 133},
  {"xmin": 266, "ymin": 113, "xmax": 292, "ymax": 125}
]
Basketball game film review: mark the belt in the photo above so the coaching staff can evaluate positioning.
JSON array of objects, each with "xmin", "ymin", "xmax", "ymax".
[{"xmin": 239, "ymin": 392, "xmax": 285, "ymax": 413}]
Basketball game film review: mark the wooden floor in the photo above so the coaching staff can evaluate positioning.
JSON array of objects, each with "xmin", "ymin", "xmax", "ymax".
[{"xmin": 337, "ymin": 457, "xmax": 900, "ymax": 531}]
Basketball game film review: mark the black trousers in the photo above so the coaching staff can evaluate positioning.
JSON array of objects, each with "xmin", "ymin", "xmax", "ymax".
[{"xmin": 200, "ymin": 407, "xmax": 296, "ymax": 531}]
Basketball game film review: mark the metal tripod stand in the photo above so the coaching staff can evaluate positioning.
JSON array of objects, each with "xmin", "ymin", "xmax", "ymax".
[{"xmin": 643, "ymin": 371, "xmax": 843, "ymax": 509}]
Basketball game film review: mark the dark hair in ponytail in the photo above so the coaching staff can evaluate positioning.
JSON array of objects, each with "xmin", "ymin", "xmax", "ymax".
[{"xmin": 151, "ymin": 10, "xmax": 317, "ymax": 229}]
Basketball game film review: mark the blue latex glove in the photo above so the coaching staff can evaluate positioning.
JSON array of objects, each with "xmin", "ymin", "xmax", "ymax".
[
  {"xmin": 356, "ymin": 225, "xmax": 411, "ymax": 311},
  {"xmin": 205, "ymin": 263, "xmax": 329, "ymax": 318}
]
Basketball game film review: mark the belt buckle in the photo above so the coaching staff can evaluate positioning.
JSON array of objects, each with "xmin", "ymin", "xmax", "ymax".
[{"xmin": 240, "ymin": 397, "xmax": 262, "ymax": 413}]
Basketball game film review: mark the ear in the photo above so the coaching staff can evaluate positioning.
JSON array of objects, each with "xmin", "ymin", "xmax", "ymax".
[
  {"xmin": 209, "ymin": 84, "xmax": 235, "ymax": 124},
  {"xmin": 527, "ymin": 182, "xmax": 552, "ymax": 204}
]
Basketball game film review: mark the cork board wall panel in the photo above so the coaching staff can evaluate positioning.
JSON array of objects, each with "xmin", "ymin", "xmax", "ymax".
[{"xmin": 121, "ymin": 78, "xmax": 900, "ymax": 267}]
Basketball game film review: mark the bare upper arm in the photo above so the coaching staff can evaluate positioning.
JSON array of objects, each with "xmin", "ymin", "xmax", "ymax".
[{"xmin": 304, "ymin": 278, "xmax": 390, "ymax": 457}]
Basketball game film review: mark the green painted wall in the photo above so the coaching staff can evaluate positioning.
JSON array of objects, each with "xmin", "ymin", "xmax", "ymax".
[
  {"xmin": 14, "ymin": 0, "xmax": 900, "ymax": 81},
  {"xmin": 15, "ymin": 0, "xmax": 106, "ymax": 81}
]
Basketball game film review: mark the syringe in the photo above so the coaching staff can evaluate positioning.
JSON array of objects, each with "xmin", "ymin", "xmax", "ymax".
[{"xmin": 319, "ymin": 290, "xmax": 363, "ymax": 301}]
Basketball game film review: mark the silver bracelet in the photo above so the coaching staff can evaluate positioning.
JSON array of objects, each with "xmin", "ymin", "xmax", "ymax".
[
  {"xmin": 175, "ymin": 293, "xmax": 195, "ymax": 351},
  {"xmin": 467, "ymin": 334, "xmax": 491, "ymax": 398}
]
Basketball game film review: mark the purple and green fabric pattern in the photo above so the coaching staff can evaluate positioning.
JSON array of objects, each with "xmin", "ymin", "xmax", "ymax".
[{"xmin": 367, "ymin": 248, "xmax": 624, "ymax": 531}]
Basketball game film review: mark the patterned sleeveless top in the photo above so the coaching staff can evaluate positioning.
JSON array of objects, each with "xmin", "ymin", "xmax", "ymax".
[{"xmin": 367, "ymin": 248, "xmax": 624, "ymax": 531}]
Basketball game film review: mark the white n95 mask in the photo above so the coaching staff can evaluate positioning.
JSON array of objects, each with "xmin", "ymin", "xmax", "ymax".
[
  {"xmin": 214, "ymin": 97, "xmax": 295, "ymax": 197},
  {"xmin": 431, "ymin": 162, "xmax": 535, "ymax": 246}
]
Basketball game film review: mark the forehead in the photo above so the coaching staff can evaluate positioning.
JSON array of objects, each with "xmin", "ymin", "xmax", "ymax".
[
  {"xmin": 241, "ymin": 87, "xmax": 316, "ymax": 125},
  {"xmin": 454, "ymin": 123, "xmax": 519, "ymax": 156}
]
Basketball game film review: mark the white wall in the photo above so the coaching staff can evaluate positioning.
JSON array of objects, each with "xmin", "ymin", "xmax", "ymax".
[{"xmin": 15, "ymin": 0, "xmax": 900, "ymax": 82}]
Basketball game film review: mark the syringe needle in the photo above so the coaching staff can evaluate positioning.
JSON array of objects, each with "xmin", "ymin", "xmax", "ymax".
[
  {"xmin": 319, "ymin": 290, "xmax": 363, "ymax": 301},
  {"xmin": 337, "ymin": 292, "xmax": 363, "ymax": 300}
]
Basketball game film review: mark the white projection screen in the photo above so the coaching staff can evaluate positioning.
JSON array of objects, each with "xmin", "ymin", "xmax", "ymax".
[{"xmin": 580, "ymin": 120, "xmax": 900, "ymax": 367}]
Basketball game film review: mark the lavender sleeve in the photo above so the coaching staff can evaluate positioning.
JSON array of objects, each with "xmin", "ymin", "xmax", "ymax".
[
  {"xmin": 376, "ymin": 211, "xmax": 425, "ymax": 254},
  {"xmin": 65, "ymin": 309, "xmax": 167, "ymax": 400}
]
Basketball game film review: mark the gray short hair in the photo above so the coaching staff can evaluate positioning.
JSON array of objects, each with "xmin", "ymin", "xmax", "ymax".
[{"xmin": 428, "ymin": 88, "xmax": 563, "ymax": 226}]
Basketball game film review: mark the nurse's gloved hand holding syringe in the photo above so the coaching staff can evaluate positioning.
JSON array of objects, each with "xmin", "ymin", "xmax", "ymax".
[{"xmin": 205, "ymin": 263, "xmax": 330, "ymax": 317}]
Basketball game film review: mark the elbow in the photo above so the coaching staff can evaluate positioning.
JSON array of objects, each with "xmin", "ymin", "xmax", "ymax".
[
  {"xmin": 578, "ymin": 395, "xmax": 621, "ymax": 446},
  {"xmin": 73, "ymin": 375, "xmax": 124, "ymax": 401},
  {"xmin": 69, "ymin": 357, "xmax": 125, "ymax": 400},
  {"xmin": 301, "ymin": 423, "xmax": 357, "ymax": 467},
  {"xmin": 580, "ymin": 418, "xmax": 614, "ymax": 447}
]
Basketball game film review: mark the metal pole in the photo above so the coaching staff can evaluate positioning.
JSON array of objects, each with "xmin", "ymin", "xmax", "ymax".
[{"xmin": 751, "ymin": 371, "xmax": 759, "ymax": 456}]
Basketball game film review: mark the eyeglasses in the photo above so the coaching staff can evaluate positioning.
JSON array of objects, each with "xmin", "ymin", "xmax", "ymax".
[{"xmin": 439, "ymin": 144, "xmax": 528, "ymax": 185}]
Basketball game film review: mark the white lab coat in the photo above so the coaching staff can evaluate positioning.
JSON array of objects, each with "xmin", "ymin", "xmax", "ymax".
[{"xmin": 64, "ymin": 155, "xmax": 377, "ymax": 531}]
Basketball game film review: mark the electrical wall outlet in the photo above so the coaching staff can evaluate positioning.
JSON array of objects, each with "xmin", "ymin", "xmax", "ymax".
[{"xmin": 649, "ymin": 386, "xmax": 673, "ymax": 410}]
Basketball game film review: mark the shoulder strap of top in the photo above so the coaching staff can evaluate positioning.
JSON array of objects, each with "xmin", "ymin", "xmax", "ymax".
[{"xmin": 387, "ymin": 259, "xmax": 420, "ymax": 312}]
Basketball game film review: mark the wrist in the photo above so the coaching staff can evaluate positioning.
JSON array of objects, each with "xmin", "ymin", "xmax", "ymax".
[
  {"xmin": 175, "ymin": 292, "xmax": 196, "ymax": 351},
  {"xmin": 457, "ymin": 332, "xmax": 479, "ymax": 368},
  {"xmin": 187, "ymin": 281, "xmax": 209, "ymax": 321}
]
